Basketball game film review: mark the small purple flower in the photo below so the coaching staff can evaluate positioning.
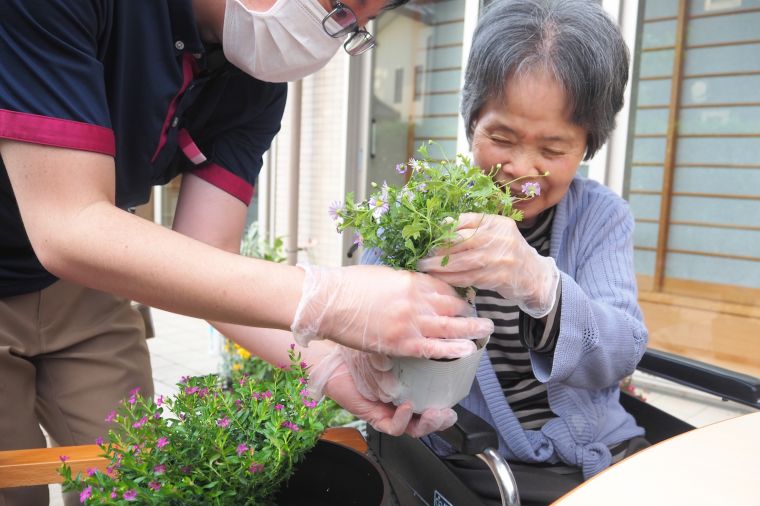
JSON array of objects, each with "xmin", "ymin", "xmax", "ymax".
[
  {"xmin": 129, "ymin": 387, "xmax": 141, "ymax": 396},
  {"xmin": 417, "ymin": 182, "xmax": 427, "ymax": 192},
  {"xmin": 153, "ymin": 412, "xmax": 161, "ymax": 420},
  {"xmin": 395, "ymin": 162, "xmax": 407, "ymax": 175},
  {"xmin": 184, "ymin": 386, "xmax": 199, "ymax": 395},
  {"xmin": 156, "ymin": 437, "xmax": 169, "ymax": 449},
  {"xmin": 59, "ymin": 455, "xmax": 69, "ymax": 463},
  {"xmin": 274, "ymin": 404, "xmax": 284, "ymax": 410},
  {"xmin": 262, "ymin": 390, "xmax": 272, "ymax": 399},
  {"xmin": 352, "ymin": 232, "xmax": 363, "ymax": 246},
  {"xmin": 236, "ymin": 443, "xmax": 249, "ymax": 457},
  {"xmin": 154, "ymin": 464, "xmax": 166, "ymax": 475},
  {"xmin": 248, "ymin": 463, "xmax": 264, "ymax": 474},
  {"xmin": 95, "ymin": 437, "xmax": 104, "ymax": 446},
  {"xmin": 79, "ymin": 485, "xmax": 92, "ymax": 503},
  {"xmin": 148, "ymin": 481, "xmax": 161, "ymax": 491},
  {"xmin": 408, "ymin": 157, "xmax": 422, "ymax": 172},
  {"xmin": 328, "ymin": 200, "xmax": 344, "ymax": 226},
  {"xmin": 300, "ymin": 361, "xmax": 308, "ymax": 369},
  {"xmin": 302, "ymin": 398, "xmax": 318, "ymax": 409},
  {"xmin": 281, "ymin": 421, "xmax": 300, "ymax": 432},
  {"xmin": 155, "ymin": 395, "xmax": 164, "ymax": 407},
  {"xmin": 105, "ymin": 410, "xmax": 117, "ymax": 423},
  {"xmin": 181, "ymin": 465, "xmax": 193, "ymax": 475},
  {"xmin": 216, "ymin": 417, "xmax": 230, "ymax": 428},
  {"xmin": 85, "ymin": 467, "xmax": 98, "ymax": 477},
  {"xmin": 123, "ymin": 489, "xmax": 137, "ymax": 501},
  {"xmin": 521, "ymin": 182, "xmax": 541, "ymax": 197},
  {"xmin": 132, "ymin": 416, "xmax": 148, "ymax": 429},
  {"xmin": 369, "ymin": 189, "xmax": 390, "ymax": 221},
  {"xmin": 299, "ymin": 377, "xmax": 307, "ymax": 385},
  {"xmin": 110, "ymin": 488, "xmax": 118, "ymax": 499},
  {"xmin": 180, "ymin": 376, "xmax": 190, "ymax": 384}
]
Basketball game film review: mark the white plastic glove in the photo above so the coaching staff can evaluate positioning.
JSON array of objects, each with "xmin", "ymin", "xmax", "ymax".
[
  {"xmin": 417, "ymin": 213, "xmax": 560, "ymax": 319},
  {"xmin": 291, "ymin": 264, "xmax": 494, "ymax": 359},
  {"xmin": 307, "ymin": 346, "xmax": 457, "ymax": 437}
]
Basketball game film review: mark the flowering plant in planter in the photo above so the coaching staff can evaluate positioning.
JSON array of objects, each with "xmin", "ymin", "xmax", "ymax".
[
  {"xmin": 329, "ymin": 142, "xmax": 544, "ymax": 411},
  {"xmin": 59, "ymin": 347, "xmax": 328, "ymax": 505},
  {"xmin": 331, "ymin": 141, "xmax": 542, "ymax": 272}
]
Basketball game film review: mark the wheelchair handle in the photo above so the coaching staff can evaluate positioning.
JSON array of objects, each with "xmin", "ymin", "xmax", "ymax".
[{"xmin": 476, "ymin": 447, "xmax": 520, "ymax": 506}]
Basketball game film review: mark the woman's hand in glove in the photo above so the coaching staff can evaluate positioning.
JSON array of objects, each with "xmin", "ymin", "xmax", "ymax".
[
  {"xmin": 418, "ymin": 213, "xmax": 560, "ymax": 318},
  {"xmin": 291, "ymin": 264, "xmax": 493, "ymax": 359}
]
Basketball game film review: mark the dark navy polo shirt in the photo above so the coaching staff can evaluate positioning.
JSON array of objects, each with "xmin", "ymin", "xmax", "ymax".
[{"xmin": 0, "ymin": 0, "xmax": 287, "ymax": 297}]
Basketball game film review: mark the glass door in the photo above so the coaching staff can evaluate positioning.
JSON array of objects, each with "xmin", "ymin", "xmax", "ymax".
[{"xmin": 368, "ymin": 0, "xmax": 468, "ymax": 193}]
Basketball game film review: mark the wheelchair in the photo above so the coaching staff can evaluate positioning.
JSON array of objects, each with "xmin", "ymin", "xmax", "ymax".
[{"xmin": 368, "ymin": 348, "xmax": 760, "ymax": 506}]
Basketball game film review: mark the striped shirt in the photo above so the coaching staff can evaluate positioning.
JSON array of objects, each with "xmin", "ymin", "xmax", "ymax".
[{"xmin": 477, "ymin": 207, "xmax": 629, "ymax": 470}]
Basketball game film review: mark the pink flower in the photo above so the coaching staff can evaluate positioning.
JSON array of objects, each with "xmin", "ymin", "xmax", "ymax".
[
  {"xmin": 148, "ymin": 481, "xmax": 161, "ymax": 491},
  {"xmin": 155, "ymin": 395, "xmax": 164, "ymax": 406},
  {"xmin": 123, "ymin": 489, "xmax": 137, "ymax": 501},
  {"xmin": 153, "ymin": 412, "xmax": 161, "ymax": 420},
  {"xmin": 156, "ymin": 437, "xmax": 169, "ymax": 449},
  {"xmin": 129, "ymin": 387, "xmax": 141, "ymax": 396},
  {"xmin": 521, "ymin": 181, "xmax": 541, "ymax": 197},
  {"xmin": 236, "ymin": 443, "xmax": 249, "ymax": 457},
  {"xmin": 300, "ymin": 361, "xmax": 308, "ymax": 369},
  {"xmin": 281, "ymin": 421, "xmax": 300, "ymax": 432},
  {"xmin": 262, "ymin": 391, "xmax": 272, "ymax": 399},
  {"xmin": 132, "ymin": 416, "xmax": 148, "ymax": 428},
  {"xmin": 95, "ymin": 437, "xmax": 104, "ymax": 446},
  {"xmin": 216, "ymin": 417, "xmax": 230, "ymax": 428},
  {"xmin": 59, "ymin": 455, "xmax": 69, "ymax": 463},
  {"xmin": 184, "ymin": 386, "xmax": 199, "ymax": 395},
  {"xmin": 299, "ymin": 377, "xmax": 307, "ymax": 385},
  {"xmin": 302, "ymin": 398, "xmax": 318, "ymax": 409},
  {"xmin": 274, "ymin": 404, "xmax": 284, "ymax": 411},
  {"xmin": 110, "ymin": 488, "xmax": 118, "ymax": 499},
  {"xmin": 85, "ymin": 467, "xmax": 98, "ymax": 477},
  {"xmin": 248, "ymin": 463, "xmax": 264, "ymax": 474},
  {"xmin": 289, "ymin": 343, "xmax": 296, "ymax": 350},
  {"xmin": 154, "ymin": 464, "xmax": 166, "ymax": 475},
  {"xmin": 79, "ymin": 485, "xmax": 92, "ymax": 503},
  {"xmin": 181, "ymin": 465, "xmax": 192, "ymax": 475},
  {"xmin": 105, "ymin": 411, "xmax": 117, "ymax": 423}
]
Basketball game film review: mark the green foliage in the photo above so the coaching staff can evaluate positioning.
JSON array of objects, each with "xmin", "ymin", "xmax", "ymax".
[
  {"xmin": 335, "ymin": 142, "xmax": 532, "ymax": 271},
  {"xmin": 223, "ymin": 222, "xmax": 355, "ymax": 428},
  {"xmin": 239, "ymin": 224, "xmax": 286, "ymax": 263},
  {"xmin": 59, "ymin": 349, "xmax": 327, "ymax": 505}
]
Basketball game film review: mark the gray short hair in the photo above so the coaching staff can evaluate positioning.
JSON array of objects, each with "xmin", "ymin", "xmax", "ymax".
[{"xmin": 461, "ymin": 0, "xmax": 629, "ymax": 160}]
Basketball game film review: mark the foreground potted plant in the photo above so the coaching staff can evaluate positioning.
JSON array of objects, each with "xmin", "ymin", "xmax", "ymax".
[
  {"xmin": 58, "ymin": 348, "xmax": 387, "ymax": 505},
  {"xmin": 331, "ymin": 142, "xmax": 541, "ymax": 411}
]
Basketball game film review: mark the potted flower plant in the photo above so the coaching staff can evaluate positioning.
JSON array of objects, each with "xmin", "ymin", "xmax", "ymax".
[{"xmin": 331, "ymin": 142, "xmax": 542, "ymax": 411}]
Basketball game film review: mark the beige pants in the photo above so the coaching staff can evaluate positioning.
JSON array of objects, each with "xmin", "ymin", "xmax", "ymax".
[{"xmin": 0, "ymin": 280, "xmax": 154, "ymax": 506}]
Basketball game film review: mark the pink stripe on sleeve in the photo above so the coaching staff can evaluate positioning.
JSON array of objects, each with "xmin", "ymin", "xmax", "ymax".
[
  {"xmin": 191, "ymin": 163, "xmax": 254, "ymax": 205},
  {"xmin": 0, "ymin": 109, "xmax": 115, "ymax": 156}
]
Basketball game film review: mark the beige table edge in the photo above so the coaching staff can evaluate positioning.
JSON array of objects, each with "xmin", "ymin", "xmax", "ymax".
[{"xmin": 552, "ymin": 411, "xmax": 760, "ymax": 506}]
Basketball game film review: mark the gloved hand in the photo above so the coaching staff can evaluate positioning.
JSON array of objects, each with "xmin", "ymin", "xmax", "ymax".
[
  {"xmin": 417, "ymin": 213, "xmax": 560, "ymax": 319},
  {"xmin": 307, "ymin": 346, "xmax": 457, "ymax": 437},
  {"xmin": 291, "ymin": 264, "xmax": 494, "ymax": 359}
]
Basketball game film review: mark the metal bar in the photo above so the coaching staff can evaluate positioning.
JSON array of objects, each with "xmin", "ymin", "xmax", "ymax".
[
  {"xmin": 287, "ymin": 80, "xmax": 303, "ymax": 266},
  {"xmin": 689, "ymin": 5, "xmax": 760, "ymax": 20},
  {"xmin": 635, "ymin": 133, "xmax": 760, "ymax": 138},
  {"xmin": 642, "ymin": 69, "xmax": 760, "ymax": 80},
  {"xmin": 654, "ymin": 0, "xmax": 687, "ymax": 292},
  {"xmin": 629, "ymin": 190, "xmax": 760, "ymax": 201},
  {"xmin": 632, "ymin": 162, "xmax": 760, "ymax": 169}
]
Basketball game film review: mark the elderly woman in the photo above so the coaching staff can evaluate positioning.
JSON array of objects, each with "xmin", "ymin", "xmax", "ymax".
[{"xmin": 414, "ymin": 0, "xmax": 649, "ymax": 503}]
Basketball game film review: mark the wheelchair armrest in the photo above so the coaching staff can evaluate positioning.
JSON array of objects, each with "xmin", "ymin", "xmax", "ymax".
[
  {"xmin": 638, "ymin": 349, "xmax": 760, "ymax": 409},
  {"xmin": 438, "ymin": 404, "xmax": 500, "ymax": 455}
]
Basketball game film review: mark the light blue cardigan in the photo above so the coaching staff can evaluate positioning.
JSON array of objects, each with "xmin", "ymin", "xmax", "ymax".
[{"xmin": 365, "ymin": 176, "xmax": 649, "ymax": 479}]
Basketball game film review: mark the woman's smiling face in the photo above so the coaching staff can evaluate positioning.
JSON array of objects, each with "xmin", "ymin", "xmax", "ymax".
[{"xmin": 470, "ymin": 69, "xmax": 588, "ymax": 226}]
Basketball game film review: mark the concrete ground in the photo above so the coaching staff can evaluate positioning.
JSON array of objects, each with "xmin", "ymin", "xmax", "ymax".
[{"xmin": 48, "ymin": 308, "xmax": 756, "ymax": 505}]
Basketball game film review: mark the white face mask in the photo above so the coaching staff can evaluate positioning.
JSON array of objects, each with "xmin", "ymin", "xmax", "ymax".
[{"xmin": 223, "ymin": 0, "xmax": 345, "ymax": 83}]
